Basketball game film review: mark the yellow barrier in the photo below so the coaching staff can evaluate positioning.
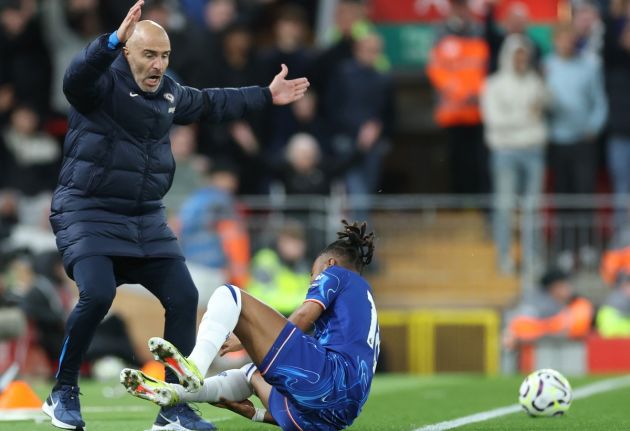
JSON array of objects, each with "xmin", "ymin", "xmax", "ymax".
[{"xmin": 379, "ymin": 309, "xmax": 499, "ymax": 375}]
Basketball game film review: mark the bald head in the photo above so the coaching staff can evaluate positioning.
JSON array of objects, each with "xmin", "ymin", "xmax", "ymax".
[
  {"xmin": 124, "ymin": 20, "xmax": 171, "ymax": 93},
  {"xmin": 127, "ymin": 20, "xmax": 170, "ymax": 49}
]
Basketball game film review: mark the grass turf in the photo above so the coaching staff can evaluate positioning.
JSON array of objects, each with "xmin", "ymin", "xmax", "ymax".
[{"xmin": 3, "ymin": 374, "xmax": 630, "ymax": 430}]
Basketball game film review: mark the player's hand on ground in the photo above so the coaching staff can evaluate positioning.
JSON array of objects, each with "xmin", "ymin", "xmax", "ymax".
[
  {"xmin": 116, "ymin": 0, "xmax": 144, "ymax": 43},
  {"xmin": 219, "ymin": 333, "xmax": 243, "ymax": 356},
  {"xmin": 212, "ymin": 398, "xmax": 255, "ymax": 419},
  {"xmin": 269, "ymin": 64, "xmax": 310, "ymax": 106}
]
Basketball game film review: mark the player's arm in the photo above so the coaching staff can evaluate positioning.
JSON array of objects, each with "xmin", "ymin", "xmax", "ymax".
[
  {"xmin": 219, "ymin": 300, "xmax": 322, "ymax": 355},
  {"xmin": 63, "ymin": 0, "xmax": 143, "ymax": 112},
  {"xmin": 288, "ymin": 300, "xmax": 323, "ymax": 333},
  {"xmin": 173, "ymin": 64, "xmax": 309, "ymax": 124},
  {"xmin": 213, "ymin": 399, "xmax": 278, "ymax": 426}
]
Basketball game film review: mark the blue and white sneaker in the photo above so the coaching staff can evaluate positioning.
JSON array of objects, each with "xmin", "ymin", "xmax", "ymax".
[
  {"xmin": 42, "ymin": 385, "xmax": 85, "ymax": 430},
  {"xmin": 152, "ymin": 404, "xmax": 216, "ymax": 431}
]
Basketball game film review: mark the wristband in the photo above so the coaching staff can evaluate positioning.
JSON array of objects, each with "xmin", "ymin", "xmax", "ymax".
[
  {"xmin": 252, "ymin": 407, "xmax": 267, "ymax": 422},
  {"xmin": 108, "ymin": 32, "xmax": 121, "ymax": 50}
]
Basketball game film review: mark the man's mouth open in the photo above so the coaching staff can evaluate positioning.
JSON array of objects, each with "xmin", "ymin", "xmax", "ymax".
[{"xmin": 145, "ymin": 74, "xmax": 162, "ymax": 88}]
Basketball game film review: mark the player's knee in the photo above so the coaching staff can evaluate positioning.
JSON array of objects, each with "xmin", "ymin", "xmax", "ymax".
[
  {"xmin": 169, "ymin": 282, "xmax": 199, "ymax": 311},
  {"xmin": 208, "ymin": 284, "xmax": 242, "ymax": 309},
  {"xmin": 80, "ymin": 288, "xmax": 115, "ymax": 314}
]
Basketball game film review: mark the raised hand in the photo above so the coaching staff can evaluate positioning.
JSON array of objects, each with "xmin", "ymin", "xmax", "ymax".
[
  {"xmin": 268, "ymin": 64, "xmax": 310, "ymax": 106},
  {"xmin": 116, "ymin": 0, "xmax": 144, "ymax": 43}
]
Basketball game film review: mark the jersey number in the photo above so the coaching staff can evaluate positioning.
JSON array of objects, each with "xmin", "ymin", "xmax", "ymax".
[{"xmin": 366, "ymin": 291, "xmax": 380, "ymax": 373}]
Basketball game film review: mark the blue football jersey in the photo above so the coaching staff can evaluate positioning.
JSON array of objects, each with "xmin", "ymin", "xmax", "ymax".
[{"xmin": 305, "ymin": 265, "xmax": 380, "ymax": 390}]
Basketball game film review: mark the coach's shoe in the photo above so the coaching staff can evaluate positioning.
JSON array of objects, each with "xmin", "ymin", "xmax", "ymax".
[
  {"xmin": 120, "ymin": 368, "xmax": 179, "ymax": 407},
  {"xmin": 148, "ymin": 337, "xmax": 203, "ymax": 392},
  {"xmin": 42, "ymin": 385, "xmax": 85, "ymax": 430},
  {"xmin": 152, "ymin": 403, "xmax": 216, "ymax": 431}
]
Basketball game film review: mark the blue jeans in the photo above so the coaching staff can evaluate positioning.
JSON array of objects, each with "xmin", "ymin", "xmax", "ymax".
[
  {"xmin": 607, "ymin": 135, "xmax": 630, "ymax": 231},
  {"xmin": 492, "ymin": 148, "xmax": 544, "ymax": 268}
]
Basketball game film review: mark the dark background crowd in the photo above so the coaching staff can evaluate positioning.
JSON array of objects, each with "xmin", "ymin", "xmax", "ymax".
[{"xmin": 4, "ymin": 0, "xmax": 630, "ymax": 376}]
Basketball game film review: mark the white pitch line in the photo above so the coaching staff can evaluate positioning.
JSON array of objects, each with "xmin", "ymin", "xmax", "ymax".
[{"xmin": 414, "ymin": 375, "xmax": 630, "ymax": 431}]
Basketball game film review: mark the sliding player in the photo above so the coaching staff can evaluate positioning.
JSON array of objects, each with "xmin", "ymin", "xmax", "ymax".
[{"xmin": 121, "ymin": 221, "xmax": 380, "ymax": 430}]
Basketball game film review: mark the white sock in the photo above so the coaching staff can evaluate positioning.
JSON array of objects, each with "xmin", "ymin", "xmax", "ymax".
[
  {"xmin": 188, "ymin": 285, "xmax": 242, "ymax": 376},
  {"xmin": 174, "ymin": 369, "xmax": 253, "ymax": 403},
  {"xmin": 241, "ymin": 362, "xmax": 257, "ymax": 383}
]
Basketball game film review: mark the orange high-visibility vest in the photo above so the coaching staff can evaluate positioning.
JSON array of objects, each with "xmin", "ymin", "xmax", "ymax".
[
  {"xmin": 427, "ymin": 35, "xmax": 488, "ymax": 127},
  {"xmin": 601, "ymin": 247, "xmax": 630, "ymax": 286},
  {"xmin": 217, "ymin": 219, "xmax": 250, "ymax": 287},
  {"xmin": 509, "ymin": 297, "xmax": 594, "ymax": 342}
]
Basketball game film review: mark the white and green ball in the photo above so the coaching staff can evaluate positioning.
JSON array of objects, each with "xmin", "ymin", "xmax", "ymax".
[{"xmin": 519, "ymin": 368, "xmax": 572, "ymax": 417}]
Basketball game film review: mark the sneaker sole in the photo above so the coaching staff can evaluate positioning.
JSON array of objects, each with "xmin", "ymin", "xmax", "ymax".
[
  {"xmin": 148, "ymin": 338, "xmax": 202, "ymax": 392},
  {"xmin": 42, "ymin": 401, "xmax": 85, "ymax": 430},
  {"xmin": 120, "ymin": 369, "xmax": 176, "ymax": 407}
]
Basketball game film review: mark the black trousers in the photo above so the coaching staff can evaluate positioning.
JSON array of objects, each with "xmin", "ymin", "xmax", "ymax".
[
  {"xmin": 549, "ymin": 141, "xmax": 598, "ymax": 253},
  {"xmin": 549, "ymin": 141, "xmax": 597, "ymax": 194},
  {"xmin": 55, "ymin": 256, "xmax": 198, "ymax": 387},
  {"xmin": 446, "ymin": 125, "xmax": 489, "ymax": 194}
]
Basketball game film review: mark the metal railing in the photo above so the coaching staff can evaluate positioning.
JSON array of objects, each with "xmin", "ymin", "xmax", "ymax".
[{"xmin": 237, "ymin": 193, "xmax": 627, "ymax": 296}]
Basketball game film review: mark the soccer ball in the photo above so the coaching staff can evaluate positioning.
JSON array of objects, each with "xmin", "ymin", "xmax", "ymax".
[{"xmin": 518, "ymin": 368, "xmax": 572, "ymax": 417}]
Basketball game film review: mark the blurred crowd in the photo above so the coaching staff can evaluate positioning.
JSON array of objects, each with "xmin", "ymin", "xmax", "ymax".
[
  {"xmin": 5, "ymin": 0, "xmax": 630, "ymax": 375},
  {"xmin": 0, "ymin": 0, "xmax": 395, "ymax": 378},
  {"xmin": 0, "ymin": 0, "xmax": 393, "ymax": 200},
  {"xmin": 426, "ymin": 0, "xmax": 630, "ymax": 274}
]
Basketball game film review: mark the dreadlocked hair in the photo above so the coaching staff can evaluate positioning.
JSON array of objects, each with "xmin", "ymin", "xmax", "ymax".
[{"xmin": 320, "ymin": 220, "xmax": 375, "ymax": 272}]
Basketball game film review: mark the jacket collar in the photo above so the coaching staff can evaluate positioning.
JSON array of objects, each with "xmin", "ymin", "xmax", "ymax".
[{"xmin": 111, "ymin": 54, "xmax": 164, "ymax": 98}]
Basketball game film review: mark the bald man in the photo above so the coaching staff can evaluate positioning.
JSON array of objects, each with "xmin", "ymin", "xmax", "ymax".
[{"xmin": 42, "ymin": 2, "xmax": 309, "ymax": 430}]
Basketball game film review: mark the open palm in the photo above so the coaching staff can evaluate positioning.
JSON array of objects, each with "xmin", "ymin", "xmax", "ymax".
[
  {"xmin": 268, "ymin": 64, "xmax": 310, "ymax": 106},
  {"xmin": 116, "ymin": 0, "xmax": 144, "ymax": 43}
]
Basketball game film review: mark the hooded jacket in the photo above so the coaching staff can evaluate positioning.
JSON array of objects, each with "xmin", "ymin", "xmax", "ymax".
[
  {"xmin": 50, "ymin": 34, "xmax": 271, "ymax": 277},
  {"xmin": 481, "ymin": 35, "xmax": 548, "ymax": 150}
]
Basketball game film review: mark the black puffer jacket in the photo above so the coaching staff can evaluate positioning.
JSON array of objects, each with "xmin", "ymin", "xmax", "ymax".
[{"xmin": 50, "ymin": 34, "xmax": 271, "ymax": 277}]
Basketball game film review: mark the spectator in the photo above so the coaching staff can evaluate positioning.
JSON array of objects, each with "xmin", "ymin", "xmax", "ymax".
[
  {"xmin": 247, "ymin": 220, "xmax": 311, "ymax": 317},
  {"xmin": 289, "ymin": 89, "xmax": 328, "ymax": 150},
  {"xmin": 327, "ymin": 32, "xmax": 394, "ymax": 220},
  {"xmin": 0, "ymin": 190, "xmax": 19, "ymax": 241},
  {"xmin": 573, "ymin": 0, "xmax": 604, "ymax": 63},
  {"xmin": 0, "ymin": 0, "xmax": 52, "ymax": 117},
  {"xmin": 192, "ymin": 0, "xmax": 238, "ymax": 88},
  {"xmin": 19, "ymin": 251, "xmax": 71, "ymax": 366},
  {"xmin": 237, "ymin": 132, "xmax": 366, "ymax": 196},
  {"xmin": 1, "ymin": 105, "xmax": 60, "ymax": 195},
  {"xmin": 198, "ymin": 23, "xmax": 266, "ymax": 194},
  {"xmin": 503, "ymin": 269, "xmax": 594, "ymax": 349},
  {"xmin": 179, "ymin": 160, "xmax": 250, "ymax": 289},
  {"xmin": 427, "ymin": 0, "xmax": 489, "ymax": 194},
  {"xmin": 142, "ymin": 0, "xmax": 206, "ymax": 87},
  {"xmin": 603, "ymin": 0, "xmax": 630, "ymax": 231},
  {"xmin": 311, "ymin": 0, "xmax": 374, "ymax": 117},
  {"xmin": 0, "ymin": 253, "xmax": 26, "ymax": 342},
  {"xmin": 545, "ymin": 24, "xmax": 607, "ymax": 270},
  {"xmin": 163, "ymin": 125, "xmax": 206, "ymax": 218},
  {"xmin": 597, "ymin": 271, "xmax": 630, "ymax": 337},
  {"xmin": 42, "ymin": 0, "xmax": 103, "ymax": 114},
  {"xmin": 484, "ymin": 0, "xmax": 541, "ymax": 73},
  {"xmin": 600, "ymin": 225, "xmax": 630, "ymax": 286},
  {"xmin": 259, "ymin": 5, "xmax": 315, "ymax": 153},
  {"xmin": 481, "ymin": 34, "xmax": 548, "ymax": 274}
]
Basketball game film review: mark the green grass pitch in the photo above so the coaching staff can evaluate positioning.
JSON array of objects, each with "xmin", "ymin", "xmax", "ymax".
[{"xmin": 4, "ymin": 374, "xmax": 630, "ymax": 430}]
